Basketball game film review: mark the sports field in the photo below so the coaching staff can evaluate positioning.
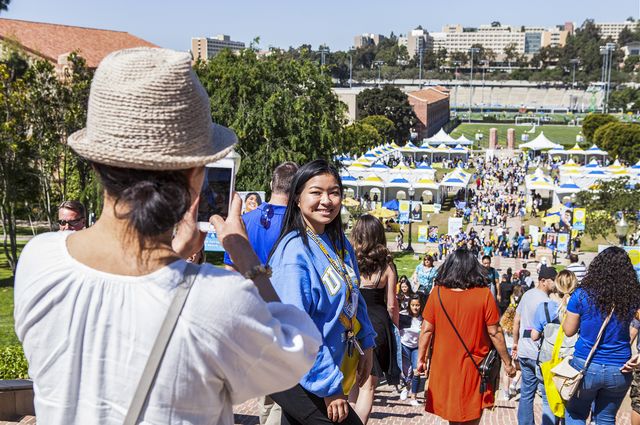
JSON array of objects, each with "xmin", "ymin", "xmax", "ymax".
[{"xmin": 449, "ymin": 123, "xmax": 583, "ymax": 149}]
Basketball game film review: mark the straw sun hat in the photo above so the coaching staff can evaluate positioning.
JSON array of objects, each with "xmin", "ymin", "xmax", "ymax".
[{"xmin": 68, "ymin": 47, "xmax": 237, "ymax": 170}]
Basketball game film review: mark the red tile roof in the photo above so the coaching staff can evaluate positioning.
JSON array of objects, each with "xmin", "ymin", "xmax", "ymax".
[
  {"xmin": 408, "ymin": 87, "xmax": 450, "ymax": 103},
  {"xmin": 0, "ymin": 18, "xmax": 158, "ymax": 68}
]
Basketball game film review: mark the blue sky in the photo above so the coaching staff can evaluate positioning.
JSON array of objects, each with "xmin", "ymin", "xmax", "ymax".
[{"xmin": 6, "ymin": 0, "xmax": 640, "ymax": 52}]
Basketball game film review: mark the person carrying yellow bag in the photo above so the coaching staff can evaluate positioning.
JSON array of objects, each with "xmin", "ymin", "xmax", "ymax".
[
  {"xmin": 531, "ymin": 270, "xmax": 579, "ymax": 423},
  {"xmin": 541, "ymin": 318, "xmax": 570, "ymax": 418}
]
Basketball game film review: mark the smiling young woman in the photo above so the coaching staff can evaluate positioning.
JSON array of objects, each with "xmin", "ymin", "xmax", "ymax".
[{"xmin": 268, "ymin": 159, "xmax": 377, "ymax": 425}]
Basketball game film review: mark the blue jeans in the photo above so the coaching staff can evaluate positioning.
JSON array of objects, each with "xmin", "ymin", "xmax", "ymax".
[
  {"xmin": 518, "ymin": 357, "xmax": 556, "ymax": 425},
  {"xmin": 401, "ymin": 344, "xmax": 420, "ymax": 394},
  {"xmin": 564, "ymin": 357, "xmax": 632, "ymax": 425}
]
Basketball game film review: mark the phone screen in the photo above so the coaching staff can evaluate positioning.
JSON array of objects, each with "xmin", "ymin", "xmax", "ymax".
[{"xmin": 198, "ymin": 167, "xmax": 232, "ymax": 222}]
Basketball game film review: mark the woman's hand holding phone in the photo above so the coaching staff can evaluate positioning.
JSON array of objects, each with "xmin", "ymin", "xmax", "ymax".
[{"xmin": 210, "ymin": 193, "xmax": 280, "ymax": 302}]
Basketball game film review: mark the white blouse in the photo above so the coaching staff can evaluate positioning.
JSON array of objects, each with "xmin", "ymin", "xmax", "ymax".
[{"xmin": 14, "ymin": 232, "xmax": 321, "ymax": 425}]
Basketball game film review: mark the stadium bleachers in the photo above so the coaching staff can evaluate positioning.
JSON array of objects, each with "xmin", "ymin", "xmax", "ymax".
[{"xmin": 447, "ymin": 86, "xmax": 604, "ymax": 111}]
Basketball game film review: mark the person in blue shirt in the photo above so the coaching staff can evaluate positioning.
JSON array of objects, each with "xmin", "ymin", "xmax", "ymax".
[
  {"xmin": 269, "ymin": 160, "xmax": 376, "ymax": 425},
  {"xmin": 563, "ymin": 247, "xmax": 640, "ymax": 425},
  {"xmin": 223, "ymin": 162, "xmax": 298, "ymax": 267}
]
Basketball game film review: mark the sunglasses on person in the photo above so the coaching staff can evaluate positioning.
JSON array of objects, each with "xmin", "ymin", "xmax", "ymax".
[
  {"xmin": 260, "ymin": 204, "xmax": 274, "ymax": 229},
  {"xmin": 58, "ymin": 218, "xmax": 83, "ymax": 227}
]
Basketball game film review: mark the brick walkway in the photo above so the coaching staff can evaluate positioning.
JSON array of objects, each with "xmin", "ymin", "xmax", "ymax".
[{"xmin": 233, "ymin": 384, "xmax": 631, "ymax": 425}]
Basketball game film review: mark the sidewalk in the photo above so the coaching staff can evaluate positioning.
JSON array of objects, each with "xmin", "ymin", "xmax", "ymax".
[{"xmin": 232, "ymin": 384, "xmax": 631, "ymax": 424}]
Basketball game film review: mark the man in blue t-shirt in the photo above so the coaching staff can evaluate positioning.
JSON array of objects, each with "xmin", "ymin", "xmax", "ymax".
[
  {"xmin": 223, "ymin": 161, "xmax": 298, "ymax": 425},
  {"xmin": 224, "ymin": 162, "xmax": 297, "ymax": 268}
]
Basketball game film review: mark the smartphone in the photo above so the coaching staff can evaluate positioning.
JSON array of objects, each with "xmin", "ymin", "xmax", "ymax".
[{"xmin": 197, "ymin": 158, "xmax": 236, "ymax": 232}]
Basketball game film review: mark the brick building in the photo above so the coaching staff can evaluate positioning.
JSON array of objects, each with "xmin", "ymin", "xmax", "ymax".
[
  {"xmin": 0, "ymin": 18, "xmax": 157, "ymax": 74},
  {"xmin": 407, "ymin": 86, "xmax": 450, "ymax": 139}
]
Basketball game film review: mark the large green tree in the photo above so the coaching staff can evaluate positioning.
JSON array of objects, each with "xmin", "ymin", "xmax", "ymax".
[
  {"xmin": 576, "ymin": 177, "xmax": 639, "ymax": 242},
  {"xmin": 356, "ymin": 86, "xmax": 417, "ymax": 142},
  {"xmin": 195, "ymin": 49, "xmax": 347, "ymax": 191},
  {"xmin": 593, "ymin": 122, "xmax": 640, "ymax": 163},
  {"xmin": 582, "ymin": 113, "xmax": 618, "ymax": 142},
  {"xmin": 359, "ymin": 115, "xmax": 396, "ymax": 142},
  {"xmin": 342, "ymin": 122, "xmax": 381, "ymax": 156}
]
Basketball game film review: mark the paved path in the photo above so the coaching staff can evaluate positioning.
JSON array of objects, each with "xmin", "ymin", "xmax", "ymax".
[{"xmin": 232, "ymin": 384, "xmax": 631, "ymax": 424}]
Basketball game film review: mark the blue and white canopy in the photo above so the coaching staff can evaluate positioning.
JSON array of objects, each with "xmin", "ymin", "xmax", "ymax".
[{"xmin": 586, "ymin": 145, "xmax": 608, "ymax": 156}]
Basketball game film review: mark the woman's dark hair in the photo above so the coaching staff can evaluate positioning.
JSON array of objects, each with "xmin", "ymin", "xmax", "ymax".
[
  {"xmin": 246, "ymin": 192, "xmax": 262, "ymax": 206},
  {"xmin": 398, "ymin": 276, "xmax": 413, "ymax": 295},
  {"xmin": 92, "ymin": 162, "xmax": 191, "ymax": 239},
  {"xmin": 581, "ymin": 246, "xmax": 640, "ymax": 322},
  {"xmin": 481, "ymin": 255, "xmax": 492, "ymax": 262},
  {"xmin": 271, "ymin": 159, "xmax": 344, "ymax": 257},
  {"xmin": 423, "ymin": 254, "xmax": 435, "ymax": 263},
  {"xmin": 435, "ymin": 248, "xmax": 489, "ymax": 289},
  {"xmin": 351, "ymin": 214, "xmax": 391, "ymax": 276}
]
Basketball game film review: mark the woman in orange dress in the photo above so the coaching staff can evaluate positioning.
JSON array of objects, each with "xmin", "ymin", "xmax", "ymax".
[{"xmin": 417, "ymin": 248, "xmax": 516, "ymax": 425}]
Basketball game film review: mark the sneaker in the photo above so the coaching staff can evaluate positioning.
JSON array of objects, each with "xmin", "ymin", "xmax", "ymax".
[
  {"xmin": 409, "ymin": 399, "xmax": 421, "ymax": 406},
  {"xmin": 400, "ymin": 388, "xmax": 408, "ymax": 401}
]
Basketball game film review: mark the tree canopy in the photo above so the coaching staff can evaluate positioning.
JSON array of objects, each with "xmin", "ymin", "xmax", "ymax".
[
  {"xmin": 582, "ymin": 113, "xmax": 618, "ymax": 142},
  {"xmin": 593, "ymin": 122, "xmax": 640, "ymax": 163},
  {"xmin": 356, "ymin": 86, "xmax": 417, "ymax": 142},
  {"xmin": 194, "ymin": 49, "xmax": 347, "ymax": 191}
]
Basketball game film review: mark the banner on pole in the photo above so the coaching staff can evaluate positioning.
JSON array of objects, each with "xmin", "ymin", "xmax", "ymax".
[{"xmin": 448, "ymin": 217, "xmax": 463, "ymax": 236}]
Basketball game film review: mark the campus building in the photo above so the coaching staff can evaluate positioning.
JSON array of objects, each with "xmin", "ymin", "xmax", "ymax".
[
  {"xmin": 191, "ymin": 35, "xmax": 245, "ymax": 62},
  {"xmin": 353, "ymin": 33, "xmax": 386, "ymax": 49},
  {"xmin": 407, "ymin": 86, "xmax": 450, "ymax": 139},
  {"xmin": 399, "ymin": 27, "xmax": 432, "ymax": 59},
  {"xmin": 428, "ymin": 23, "xmax": 570, "ymax": 59},
  {"xmin": 595, "ymin": 21, "xmax": 639, "ymax": 42},
  {"xmin": 0, "ymin": 18, "xmax": 157, "ymax": 73}
]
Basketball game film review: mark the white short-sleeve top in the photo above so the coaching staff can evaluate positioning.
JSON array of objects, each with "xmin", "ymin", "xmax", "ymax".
[{"xmin": 14, "ymin": 232, "xmax": 321, "ymax": 425}]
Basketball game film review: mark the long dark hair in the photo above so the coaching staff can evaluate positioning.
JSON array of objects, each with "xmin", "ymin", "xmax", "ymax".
[
  {"xmin": 351, "ymin": 214, "xmax": 391, "ymax": 276},
  {"xmin": 435, "ymin": 248, "xmax": 489, "ymax": 289},
  {"xmin": 271, "ymin": 159, "xmax": 344, "ymax": 257},
  {"xmin": 581, "ymin": 246, "xmax": 640, "ymax": 322}
]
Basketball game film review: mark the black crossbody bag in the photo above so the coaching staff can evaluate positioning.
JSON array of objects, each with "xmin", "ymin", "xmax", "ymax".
[{"xmin": 437, "ymin": 287, "xmax": 501, "ymax": 394}]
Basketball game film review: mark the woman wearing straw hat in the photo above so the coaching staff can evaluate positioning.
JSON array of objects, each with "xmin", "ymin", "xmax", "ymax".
[{"xmin": 13, "ymin": 48, "xmax": 321, "ymax": 424}]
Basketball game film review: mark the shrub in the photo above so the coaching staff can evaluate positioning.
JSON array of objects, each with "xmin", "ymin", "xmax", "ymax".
[
  {"xmin": 0, "ymin": 345, "xmax": 29, "ymax": 379},
  {"xmin": 582, "ymin": 113, "xmax": 618, "ymax": 142}
]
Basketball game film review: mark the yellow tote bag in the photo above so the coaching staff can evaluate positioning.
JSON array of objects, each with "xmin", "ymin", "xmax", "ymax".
[
  {"xmin": 340, "ymin": 318, "xmax": 362, "ymax": 395},
  {"xmin": 540, "ymin": 320, "xmax": 566, "ymax": 418}
]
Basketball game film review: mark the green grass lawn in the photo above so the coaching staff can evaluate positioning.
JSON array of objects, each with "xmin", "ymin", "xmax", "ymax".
[
  {"xmin": 450, "ymin": 123, "xmax": 583, "ymax": 149},
  {"xmin": 0, "ymin": 287, "xmax": 19, "ymax": 347}
]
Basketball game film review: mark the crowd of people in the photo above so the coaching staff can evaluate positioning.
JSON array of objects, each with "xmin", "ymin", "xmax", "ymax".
[{"xmin": 12, "ymin": 47, "xmax": 640, "ymax": 425}]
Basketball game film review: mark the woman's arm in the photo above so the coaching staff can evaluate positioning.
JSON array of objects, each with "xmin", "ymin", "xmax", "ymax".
[
  {"xmin": 531, "ymin": 329, "xmax": 542, "ymax": 341},
  {"xmin": 385, "ymin": 264, "xmax": 399, "ymax": 327},
  {"xmin": 487, "ymin": 323, "xmax": 516, "ymax": 377},
  {"xmin": 563, "ymin": 311, "xmax": 580, "ymax": 337},
  {"xmin": 416, "ymin": 319, "xmax": 434, "ymax": 374}
]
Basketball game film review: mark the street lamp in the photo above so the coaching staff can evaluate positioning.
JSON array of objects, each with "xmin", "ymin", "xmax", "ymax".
[
  {"xmin": 469, "ymin": 48, "xmax": 480, "ymax": 123},
  {"xmin": 615, "ymin": 213, "xmax": 630, "ymax": 246},
  {"xmin": 570, "ymin": 59, "xmax": 580, "ymax": 87},
  {"xmin": 319, "ymin": 45, "xmax": 330, "ymax": 74},
  {"xmin": 340, "ymin": 206, "xmax": 351, "ymax": 231},
  {"xmin": 418, "ymin": 46, "xmax": 425, "ymax": 89},
  {"xmin": 348, "ymin": 45, "xmax": 354, "ymax": 89},
  {"xmin": 405, "ymin": 186, "xmax": 416, "ymax": 253},
  {"xmin": 373, "ymin": 60, "xmax": 384, "ymax": 87},
  {"xmin": 600, "ymin": 44, "xmax": 615, "ymax": 113}
]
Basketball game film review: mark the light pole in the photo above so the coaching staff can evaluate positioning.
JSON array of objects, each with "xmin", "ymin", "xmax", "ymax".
[
  {"xmin": 319, "ymin": 45, "xmax": 330, "ymax": 74},
  {"xmin": 349, "ymin": 45, "xmax": 354, "ymax": 89},
  {"xmin": 418, "ymin": 46, "xmax": 425, "ymax": 89},
  {"xmin": 405, "ymin": 186, "xmax": 416, "ymax": 253},
  {"xmin": 615, "ymin": 213, "xmax": 630, "ymax": 246},
  {"xmin": 469, "ymin": 48, "xmax": 480, "ymax": 123},
  {"xmin": 480, "ymin": 59, "xmax": 489, "ymax": 114},
  {"xmin": 570, "ymin": 58, "xmax": 580, "ymax": 87},
  {"xmin": 600, "ymin": 44, "xmax": 615, "ymax": 113},
  {"xmin": 373, "ymin": 60, "xmax": 384, "ymax": 87}
]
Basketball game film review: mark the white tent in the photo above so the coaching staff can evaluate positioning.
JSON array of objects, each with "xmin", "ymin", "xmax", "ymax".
[
  {"xmin": 455, "ymin": 134, "xmax": 474, "ymax": 146},
  {"xmin": 423, "ymin": 128, "xmax": 458, "ymax": 146},
  {"xmin": 519, "ymin": 131, "xmax": 562, "ymax": 151}
]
